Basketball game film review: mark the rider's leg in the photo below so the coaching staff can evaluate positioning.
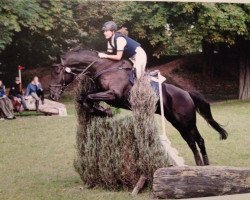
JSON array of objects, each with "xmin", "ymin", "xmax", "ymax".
[
  {"xmin": 37, "ymin": 90, "xmax": 45, "ymax": 104},
  {"xmin": 31, "ymin": 92, "xmax": 40, "ymax": 111},
  {"xmin": 130, "ymin": 47, "xmax": 147, "ymax": 79},
  {"xmin": 16, "ymin": 94, "xmax": 28, "ymax": 110}
]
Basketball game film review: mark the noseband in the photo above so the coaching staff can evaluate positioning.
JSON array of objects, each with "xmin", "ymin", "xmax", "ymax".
[{"xmin": 49, "ymin": 60, "xmax": 97, "ymax": 96}]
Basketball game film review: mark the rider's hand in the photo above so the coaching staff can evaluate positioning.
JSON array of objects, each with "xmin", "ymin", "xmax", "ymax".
[
  {"xmin": 98, "ymin": 52, "xmax": 108, "ymax": 59},
  {"xmin": 24, "ymin": 96, "xmax": 28, "ymax": 100}
]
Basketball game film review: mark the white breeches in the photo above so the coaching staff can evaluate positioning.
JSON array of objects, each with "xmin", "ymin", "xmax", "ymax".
[{"xmin": 129, "ymin": 47, "xmax": 147, "ymax": 79}]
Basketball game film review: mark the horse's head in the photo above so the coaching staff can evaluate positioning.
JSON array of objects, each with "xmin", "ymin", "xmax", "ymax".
[{"xmin": 49, "ymin": 63, "xmax": 75, "ymax": 101}]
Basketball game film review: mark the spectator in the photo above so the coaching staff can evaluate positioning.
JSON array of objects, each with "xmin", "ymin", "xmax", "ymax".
[
  {"xmin": 0, "ymin": 80, "xmax": 15, "ymax": 120},
  {"xmin": 25, "ymin": 76, "xmax": 44, "ymax": 111},
  {"xmin": 9, "ymin": 77, "xmax": 28, "ymax": 110}
]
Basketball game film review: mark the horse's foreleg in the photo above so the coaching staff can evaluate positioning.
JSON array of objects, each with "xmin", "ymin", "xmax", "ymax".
[
  {"xmin": 83, "ymin": 90, "xmax": 118, "ymax": 117},
  {"xmin": 87, "ymin": 90, "xmax": 117, "ymax": 101},
  {"xmin": 92, "ymin": 103, "xmax": 113, "ymax": 117},
  {"xmin": 77, "ymin": 94, "xmax": 112, "ymax": 117}
]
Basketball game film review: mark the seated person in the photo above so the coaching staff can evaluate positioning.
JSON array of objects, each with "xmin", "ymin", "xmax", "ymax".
[
  {"xmin": 25, "ymin": 76, "xmax": 44, "ymax": 111},
  {"xmin": 9, "ymin": 77, "xmax": 28, "ymax": 110},
  {"xmin": 0, "ymin": 80, "xmax": 15, "ymax": 120}
]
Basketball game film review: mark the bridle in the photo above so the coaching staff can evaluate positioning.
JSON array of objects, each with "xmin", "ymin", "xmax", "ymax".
[{"xmin": 49, "ymin": 60, "xmax": 97, "ymax": 97}]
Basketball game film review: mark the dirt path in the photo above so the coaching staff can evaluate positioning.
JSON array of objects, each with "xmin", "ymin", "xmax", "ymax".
[{"xmin": 151, "ymin": 55, "xmax": 202, "ymax": 91}]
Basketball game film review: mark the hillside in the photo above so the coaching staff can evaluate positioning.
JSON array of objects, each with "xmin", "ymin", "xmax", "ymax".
[{"xmin": 4, "ymin": 54, "xmax": 239, "ymax": 102}]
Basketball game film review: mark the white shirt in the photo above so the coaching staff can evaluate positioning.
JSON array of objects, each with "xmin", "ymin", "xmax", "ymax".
[{"xmin": 107, "ymin": 34, "xmax": 127, "ymax": 53}]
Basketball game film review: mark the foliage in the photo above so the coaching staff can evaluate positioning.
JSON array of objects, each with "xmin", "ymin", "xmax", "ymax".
[
  {"xmin": 0, "ymin": 0, "xmax": 79, "ymax": 68},
  {"xmin": 74, "ymin": 75, "xmax": 169, "ymax": 189},
  {"xmin": 73, "ymin": 1, "xmax": 121, "ymax": 50},
  {"xmin": 0, "ymin": 1, "xmax": 249, "ymax": 70},
  {"xmin": 112, "ymin": 2, "xmax": 249, "ymax": 56},
  {"xmin": 129, "ymin": 76, "xmax": 168, "ymax": 179}
]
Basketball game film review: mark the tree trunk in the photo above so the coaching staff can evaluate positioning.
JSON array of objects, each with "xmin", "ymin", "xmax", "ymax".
[
  {"xmin": 153, "ymin": 166, "xmax": 250, "ymax": 199},
  {"xmin": 238, "ymin": 40, "xmax": 250, "ymax": 100},
  {"xmin": 202, "ymin": 41, "xmax": 214, "ymax": 78}
]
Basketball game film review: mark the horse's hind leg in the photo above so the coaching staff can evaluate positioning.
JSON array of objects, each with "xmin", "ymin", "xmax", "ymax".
[
  {"xmin": 180, "ymin": 130, "xmax": 204, "ymax": 166},
  {"xmin": 187, "ymin": 138, "xmax": 204, "ymax": 166},
  {"xmin": 192, "ymin": 126, "xmax": 210, "ymax": 165}
]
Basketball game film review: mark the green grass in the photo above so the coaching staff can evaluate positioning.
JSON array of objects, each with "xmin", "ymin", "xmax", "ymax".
[
  {"xmin": 166, "ymin": 100, "xmax": 250, "ymax": 167},
  {"xmin": 0, "ymin": 99, "xmax": 250, "ymax": 200}
]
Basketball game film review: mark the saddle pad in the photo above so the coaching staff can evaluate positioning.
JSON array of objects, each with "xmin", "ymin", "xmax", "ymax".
[{"xmin": 129, "ymin": 70, "xmax": 160, "ymax": 96}]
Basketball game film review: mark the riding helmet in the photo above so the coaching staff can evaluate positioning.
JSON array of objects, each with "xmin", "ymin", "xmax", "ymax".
[{"xmin": 102, "ymin": 21, "xmax": 117, "ymax": 31}]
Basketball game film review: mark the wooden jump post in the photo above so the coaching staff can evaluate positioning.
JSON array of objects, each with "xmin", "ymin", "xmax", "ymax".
[
  {"xmin": 151, "ymin": 71, "xmax": 185, "ymax": 167},
  {"xmin": 153, "ymin": 166, "xmax": 250, "ymax": 199}
]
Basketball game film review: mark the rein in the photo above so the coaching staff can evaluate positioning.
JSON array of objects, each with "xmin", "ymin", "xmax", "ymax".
[
  {"xmin": 49, "ymin": 60, "xmax": 97, "ymax": 95},
  {"xmin": 62, "ymin": 60, "xmax": 97, "ymax": 91},
  {"xmin": 50, "ymin": 58, "xmax": 131, "ymax": 96}
]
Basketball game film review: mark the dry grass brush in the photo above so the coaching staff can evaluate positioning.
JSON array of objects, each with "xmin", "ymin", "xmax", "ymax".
[
  {"xmin": 129, "ymin": 76, "xmax": 169, "ymax": 182},
  {"xmin": 74, "ymin": 75, "xmax": 169, "ymax": 190}
]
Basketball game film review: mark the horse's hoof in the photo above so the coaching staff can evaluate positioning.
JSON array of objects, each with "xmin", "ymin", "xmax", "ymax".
[
  {"xmin": 194, "ymin": 154, "xmax": 204, "ymax": 166},
  {"xmin": 203, "ymin": 155, "xmax": 210, "ymax": 165},
  {"xmin": 105, "ymin": 108, "xmax": 113, "ymax": 117}
]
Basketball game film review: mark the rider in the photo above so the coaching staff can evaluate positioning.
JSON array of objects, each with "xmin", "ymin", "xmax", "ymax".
[{"xmin": 98, "ymin": 21, "xmax": 147, "ymax": 79}]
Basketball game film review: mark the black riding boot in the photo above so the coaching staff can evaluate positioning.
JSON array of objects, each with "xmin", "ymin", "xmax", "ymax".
[
  {"xmin": 35, "ymin": 100, "xmax": 39, "ymax": 112},
  {"xmin": 37, "ymin": 90, "xmax": 45, "ymax": 104}
]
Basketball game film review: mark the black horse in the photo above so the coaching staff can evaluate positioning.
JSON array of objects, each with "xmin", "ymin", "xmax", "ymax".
[{"xmin": 49, "ymin": 49, "xmax": 228, "ymax": 166}]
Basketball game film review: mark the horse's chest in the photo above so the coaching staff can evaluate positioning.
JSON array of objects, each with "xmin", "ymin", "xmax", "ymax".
[{"xmin": 98, "ymin": 77, "xmax": 110, "ymax": 90}]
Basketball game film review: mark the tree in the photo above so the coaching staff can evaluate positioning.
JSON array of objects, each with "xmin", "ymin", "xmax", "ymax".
[
  {"xmin": 1, "ymin": 1, "xmax": 249, "ymax": 98},
  {"xmin": 111, "ymin": 2, "xmax": 250, "ymax": 99},
  {"xmin": 73, "ymin": 1, "xmax": 121, "ymax": 50},
  {"xmin": 0, "ymin": 0, "xmax": 79, "ymax": 69}
]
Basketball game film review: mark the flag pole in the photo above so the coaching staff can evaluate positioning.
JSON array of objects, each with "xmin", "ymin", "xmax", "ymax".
[
  {"xmin": 18, "ymin": 65, "xmax": 22, "ymax": 92},
  {"xmin": 157, "ymin": 71, "xmax": 167, "ymax": 137},
  {"xmin": 151, "ymin": 71, "xmax": 167, "ymax": 136}
]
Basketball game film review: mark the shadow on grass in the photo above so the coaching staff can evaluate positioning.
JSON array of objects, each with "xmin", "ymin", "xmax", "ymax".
[{"xmin": 15, "ymin": 111, "xmax": 45, "ymax": 117}]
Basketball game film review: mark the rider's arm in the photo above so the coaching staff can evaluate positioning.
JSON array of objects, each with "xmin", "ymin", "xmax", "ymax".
[
  {"xmin": 0, "ymin": 86, "xmax": 5, "ymax": 98},
  {"xmin": 25, "ymin": 84, "xmax": 31, "ymax": 97},
  {"xmin": 105, "ymin": 51, "xmax": 123, "ymax": 60},
  {"xmin": 37, "ymin": 83, "xmax": 43, "ymax": 91}
]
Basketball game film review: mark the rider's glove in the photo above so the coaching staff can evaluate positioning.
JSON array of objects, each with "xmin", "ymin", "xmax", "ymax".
[{"xmin": 98, "ymin": 52, "xmax": 108, "ymax": 58}]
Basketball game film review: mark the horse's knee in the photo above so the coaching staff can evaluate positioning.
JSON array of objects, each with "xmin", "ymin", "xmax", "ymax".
[
  {"xmin": 198, "ymin": 137, "xmax": 205, "ymax": 146},
  {"xmin": 114, "ymin": 92, "xmax": 122, "ymax": 99}
]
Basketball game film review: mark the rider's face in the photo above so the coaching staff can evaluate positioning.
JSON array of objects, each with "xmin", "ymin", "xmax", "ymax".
[{"xmin": 103, "ymin": 30, "xmax": 114, "ymax": 39}]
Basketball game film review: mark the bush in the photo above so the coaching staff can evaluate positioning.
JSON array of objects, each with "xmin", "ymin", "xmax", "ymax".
[{"xmin": 74, "ymin": 75, "xmax": 169, "ymax": 189}]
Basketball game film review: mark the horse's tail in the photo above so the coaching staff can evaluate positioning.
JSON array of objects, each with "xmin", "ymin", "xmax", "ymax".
[{"xmin": 188, "ymin": 91, "xmax": 228, "ymax": 140}]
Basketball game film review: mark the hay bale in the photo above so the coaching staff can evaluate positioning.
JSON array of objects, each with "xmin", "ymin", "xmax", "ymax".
[
  {"xmin": 129, "ymin": 76, "xmax": 169, "ymax": 182},
  {"xmin": 74, "ymin": 75, "xmax": 169, "ymax": 189}
]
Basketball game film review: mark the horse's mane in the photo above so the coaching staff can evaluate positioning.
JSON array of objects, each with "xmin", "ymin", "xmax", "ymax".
[{"xmin": 67, "ymin": 47, "xmax": 98, "ymax": 55}]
